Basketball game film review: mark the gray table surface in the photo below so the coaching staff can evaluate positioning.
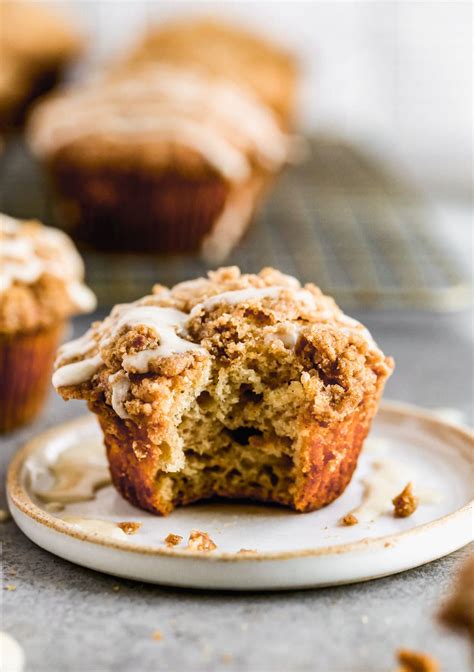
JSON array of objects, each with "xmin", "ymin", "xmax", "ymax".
[{"xmin": 2, "ymin": 203, "xmax": 473, "ymax": 672}]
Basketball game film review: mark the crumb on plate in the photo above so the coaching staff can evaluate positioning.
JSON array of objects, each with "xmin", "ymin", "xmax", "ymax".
[
  {"xmin": 165, "ymin": 533, "xmax": 183, "ymax": 547},
  {"xmin": 396, "ymin": 648, "xmax": 439, "ymax": 672},
  {"xmin": 393, "ymin": 482, "xmax": 418, "ymax": 518},
  {"xmin": 188, "ymin": 530, "xmax": 217, "ymax": 552},
  {"xmin": 152, "ymin": 630, "xmax": 163, "ymax": 641},
  {"xmin": 341, "ymin": 512, "xmax": 358, "ymax": 526},
  {"xmin": 117, "ymin": 521, "xmax": 141, "ymax": 535}
]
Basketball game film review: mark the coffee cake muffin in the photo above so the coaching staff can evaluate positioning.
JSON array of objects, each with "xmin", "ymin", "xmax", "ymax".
[
  {"xmin": 0, "ymin": 0, "xmax": 82, "ymax": 130},
  {"xmin": 0, "ymin": 213, "xmax": 96, "ymax": 431},
  {"xmin": 27, "ymin": 19, "xmax": 297, "ymax": 260},
  {"xmin": 53, "ymin": 267, "xmax": 393, "ymax": 515}
]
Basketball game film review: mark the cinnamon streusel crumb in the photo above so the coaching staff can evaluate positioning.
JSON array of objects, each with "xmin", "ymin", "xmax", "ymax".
[
  {"xmin": 341, "ymin": 513, "xmax": 358, "ymax": 526},
  {"xmin": 188, "ymin": 530, "xmax": 217, "ymax": 552},
  {"xmin": 392, "ymin": 483, "xmax": 419, "ymax": 518},
  {"xmin": 117, "ymin": 521, "xmax": 141, "ymax": 535},
  {"xmin": 396, "ymin": 649, "xmax": 439, "ymax": 672},
  {"xmin": 165, "ymin": 533, "xmax": 183, "ymax": 547}
]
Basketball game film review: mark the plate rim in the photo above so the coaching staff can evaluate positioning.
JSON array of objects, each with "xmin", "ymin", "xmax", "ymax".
[{"xmin": 7, "ymin": 400, "xmax": 473, "ymax": 562}]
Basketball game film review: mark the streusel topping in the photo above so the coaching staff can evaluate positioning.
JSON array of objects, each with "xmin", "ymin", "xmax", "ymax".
[
  {"xmin": 53, "ymin": 266, "xmax": 393, "ymax": 426},
  {"xmin": 0, "ymin": 213, "xmax": 96, "ymax": 333}
]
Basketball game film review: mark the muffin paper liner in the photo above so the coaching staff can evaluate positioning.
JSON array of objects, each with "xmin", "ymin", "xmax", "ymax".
[
  {"xmin": 51, "ymin": 165, "xmax": 233, "ymax": 253},
  {"xmin": 0, "ymin": 323, "xmax": 64, "ymax": 432}
]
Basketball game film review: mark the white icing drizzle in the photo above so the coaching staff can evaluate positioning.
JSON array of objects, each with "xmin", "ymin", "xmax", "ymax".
[
  {"xmin": 201, "ymin": 182, "xmax": 258, "ymax": 263},
  {"xmin": 109, "ymin": 371, "xmax": 131, "ymax": 419},
  {"xmin": 53, "ymin": 304, "xmax": 205, "ymax": 388},
  {"xmin": 188, "ymin": 286, "xmax": 290, "ymax": 318},
  {"xmin": 61, "ymin": 516, "xmax": 129, "ymax": 540},
  {"xmin": 34, "ymin": 440, "xmax": 111, "ymax": 504},
  {"xmin": 56, "ymin": 330, "xmax": 96, "ymax": 362},
  {"xmin": 0, "ymin": 213, "xmax": 96, "ymax": 312},
  {"xmin": 114, "ymin": 306, "xmax": 204, "ymax": 373},
  {"xmin": 337, "ymin": 314, "xmax": 376, "ymax": 347},
  {"xmin": 264, "ymin": 323, "xmax": 302, "ymax": 348},
  {"xmin": 52, "ymin": 354, "xmax": 102, "ymax": 388},
  {"xmin": 28, "ymin": 64, "xmax": 291, "ymax": 181},
  {"xmin": 349, "ymin": 457, "xmax": 440, "ymax": 523}
]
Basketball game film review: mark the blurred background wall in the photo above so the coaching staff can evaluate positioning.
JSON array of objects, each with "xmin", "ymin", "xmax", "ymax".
[{"xmin": 42, "ymin": 0, "xmax": 472, "ymax": 200}]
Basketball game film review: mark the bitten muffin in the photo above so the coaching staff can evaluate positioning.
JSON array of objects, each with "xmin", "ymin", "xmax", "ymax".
[
  {"xmin": 27, "ymin": 18, "xmax": 298, "ymax": 260},
  {"xmin": 53, "ymin": 266, "xmax": 393, "ymax": 515},
  {"xmin": 0, "ymin": 0, "xmax": 82, "ymax": 130},
  {"xmin": 0, "ymin": 213, "xmax": 96, "ymax": 431}
]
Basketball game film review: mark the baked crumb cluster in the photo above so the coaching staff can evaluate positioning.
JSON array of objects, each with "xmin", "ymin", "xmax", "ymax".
[
  {"xmin": 0, "ymin": 213, "xmax": 96, "ymax": 333},
  {"xmin": 392, "ymin": 482, "xmax": 419, "ymax": 518},
  {"xmin": 54, "ymin": 266, "xmax": 393, "ymax": 514}
]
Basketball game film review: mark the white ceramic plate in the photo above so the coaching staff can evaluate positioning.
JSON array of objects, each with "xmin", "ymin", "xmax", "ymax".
[{"xmin": 7, "ymin": 401, "xmax": 473, "ymax": 591}]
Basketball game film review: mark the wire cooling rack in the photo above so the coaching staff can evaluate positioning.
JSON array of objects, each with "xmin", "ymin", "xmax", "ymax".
[{"xmin": 0, "ymin": 136, "xmax": 471, "ymax": 310}]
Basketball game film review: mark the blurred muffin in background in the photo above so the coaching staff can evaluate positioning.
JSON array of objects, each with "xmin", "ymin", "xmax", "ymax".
[
  {"xmin": 0, "ymin": 213, "xmax": 96, "ymax": 432},
  {"xmin": 439, "ymin": 555, "xmax": 474, "ymax": 641},
  {"xmin": 0, "ymin": 0, "xmax": 82, "ymax": 130},
  {"xmin": 27, "ymin": 18, "xmax": 298, "ymax": 261}
]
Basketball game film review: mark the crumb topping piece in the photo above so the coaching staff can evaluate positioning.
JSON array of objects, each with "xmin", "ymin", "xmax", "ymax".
[
  {"xmin": 341, "ymin": 513, "xmax": 359, "ymax": 526},
  {"xmin": 188, "ymin": 530, "xmax": 217, "ymax": 552},
  {"xmin": 392, "ymin": 483, "xmax": 419, "ymax": 518},
  {"xmin": 164, "ymin": 533, "xmax": 183, "ymax": 547},
  {"xmin": 396, "ymin": 649, "xmax": 439, "ymax": 672},
  {"xmin": 0, "ymin": 213, "xmax": 96, "ymax": 333},
  {"xmin": 117, "ymin": 521, "xmax": 141, "ymax": 535}
]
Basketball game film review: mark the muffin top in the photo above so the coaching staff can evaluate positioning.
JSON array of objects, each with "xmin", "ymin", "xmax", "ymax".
[
  {"xmin": 0, "ymin": 0, "xmax": 82, "ymax": 122},
  {"xmin": 28, "ymin": 64, "xmax": 292, "ymax": 182},
  {"xmin": 0, "ymin": 213, "xmax": 96, "ymax": 333},
  {"xmin": 27, "ymin": 19, "xmax": 296, "ymax": 182},
  {"xmin": 53, "ymin": 266, "xmax": 393, "ymax": 425},
  {"xmin": 124, "ymin": 18, "xmax": 297, "ymax": 124}
]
